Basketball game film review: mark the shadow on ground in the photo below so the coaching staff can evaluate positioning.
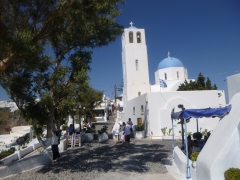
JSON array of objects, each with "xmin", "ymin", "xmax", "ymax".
[{"xmin": 36, "ymin": 140, "xmax": 175, "ymax": 175}]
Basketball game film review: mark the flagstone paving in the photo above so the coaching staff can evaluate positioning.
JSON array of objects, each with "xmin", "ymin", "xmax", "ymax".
[{"xmin": 3, "ymin": 114, "xmax": 182, "ymax": 180}]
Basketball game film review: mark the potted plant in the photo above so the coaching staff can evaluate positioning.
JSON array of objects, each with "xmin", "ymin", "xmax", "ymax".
[
  {"xmin": 224, "ymin": 168, "xmax": 240, "ymax": 180},
  {"xmin": 61, "ymin": 124, "xmax": 68, "ymax": 131},
  {"xmin": 162, "ymin": 127, "xmax": 173, "ymax": 140},
  {"xmin": 134, "ymin": 124, "xmax": 145, "ymax": 139},
  {"xmin": 98, "ymin": 125, "xmax": 108, "ymax": 142},
  {"xmin": 84, "ymin": 128, "xmax": 95, "ymax": 142},
  {"xmin": 190, "ymin": 151, "xmax": 199, "ymax": 169}
]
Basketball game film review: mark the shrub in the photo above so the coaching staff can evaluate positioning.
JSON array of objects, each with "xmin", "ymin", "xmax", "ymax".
[
  {"xmin": 61, "ymin": 124, "xmax": 68, "ymax": 131},
  {"xmin": 98, "ymin": 126, "xmax": 108, "ymax": 134},
  {"xmin": 4, "ymin": 126, "xmax": 11, "ymax": 132},
  {"xmin": 193, "ymin": 132, "xmax": 202, "ymax": 140},
  {"xmin": 85, "ymin": 128, "xmax": 95, "ymax": 133},
  {"xmin": 135, "ymin": 125, "xmax": 144, "ymax": 131},
  {"xmin": 190, "ymin": 151, "xmax": 199, "ymax": 161},
  {"xmin": 0, "ymin": 149, "xmax": 15, "ymax": 160},
  {"xmin": 167, "ymin": 128, "xmax": 172, "ymax": 136},
  {"xmin": 224, "ymin": 168, "xmax": 240, "ymax": 180},
  {"xmin": 161, "ymin": 127, "xmax": 167, "ymax": 136}
]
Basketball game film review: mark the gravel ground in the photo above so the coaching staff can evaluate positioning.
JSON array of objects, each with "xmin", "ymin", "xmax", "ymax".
[{"xmin": 3, "ymin": 138, "xmax": 181, "ymax": 180}]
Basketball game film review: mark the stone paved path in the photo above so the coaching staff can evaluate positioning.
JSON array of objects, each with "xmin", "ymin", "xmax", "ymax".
[
  {"xmin": 4, "ymin": 139, "xmax": 181, "ymax": 180},
  {"xmin": 3, "ymin": 114, "xmax": 182, "ymax": 180}
]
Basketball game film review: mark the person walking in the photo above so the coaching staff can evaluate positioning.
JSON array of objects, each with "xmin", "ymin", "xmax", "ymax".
[
  {"xmin": 123, "ymin": 121, "xmax": 131, "ymax": 147},
  {"xmin": 128, "ymin": 118, "xmax": 133, "ymax": 133},
  {"xmin": 51, "ymin": 129, "xmax": 60, "ymax": 163},
  {"xmin": 112, "ymin": 121, "xmax": 120, "ymax": 144}
]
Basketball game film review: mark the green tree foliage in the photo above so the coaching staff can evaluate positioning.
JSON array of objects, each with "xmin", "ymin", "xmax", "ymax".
[
  {"xmin": 0, "ymin": 0, "xmax": 125, "ymax": 72},
  {"xmin": 177, "ymin": 73, "xmax": 218, "ymax": 91},
  {"xmin": 0, "ymin": 109, "xmax": 11, "ymax": 125},
  {"xmin": 0, "ymin": 0, "xmax": 124, "ymax": 142}
]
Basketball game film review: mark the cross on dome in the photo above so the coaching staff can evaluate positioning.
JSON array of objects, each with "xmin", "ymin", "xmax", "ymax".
[
  {"xmin": 130, "ymin": 21, "xmax": 134, "ymax": 27},
  {"xmin": 168, "ymin": 51, "xmax": 170, "ymax": 58}
]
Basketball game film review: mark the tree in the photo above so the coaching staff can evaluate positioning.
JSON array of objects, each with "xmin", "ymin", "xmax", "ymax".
[
  {"xmin": 117, "ymin": 79, "xmax": 124, "ymax": 93},
  {"xmin": 0, "ymin": 0, "xmax": 125, "ymax": 73},
  {"xmin": 196, "ymin": 73, "xmax": 205, "ymax": 90},
  {"xmin": 0, "ymin": 0, "xmax": 125, "ymax": 145},
  {"xmin": 177, "ymin": 73, "xmax": 218, "ymax": 91}
]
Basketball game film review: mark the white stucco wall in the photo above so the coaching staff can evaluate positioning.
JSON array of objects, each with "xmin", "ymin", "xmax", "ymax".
[
  {"xmin": 227, "ymin": 73, "xmax": 240, "ymax": 102},
  {"xmin": 122, "ymin": 28, "xmax": 151, "ymax": 102},
  {"xmin": 123, "ymin": 90, "xmax": 226, "ymax": 138},
  {"xmin": 122, "ymin": 94, "xmax": 146, "ymax": 125},
  {"xmin": 196, "ymin": 92, "xmax": 240, "ymax": 180},
  {"xmin": 155, "ymin": 67, "xmax": 187, "ymax": 83}
]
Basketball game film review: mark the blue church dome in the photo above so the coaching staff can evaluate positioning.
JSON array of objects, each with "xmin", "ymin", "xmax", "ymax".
[
  {"xmin": 129, "ymin": 26, "xmax": 137, "ymax": 29},
  {"xmin": 157, "ymin": 57, "xmax": 184, "ymax": 69}
]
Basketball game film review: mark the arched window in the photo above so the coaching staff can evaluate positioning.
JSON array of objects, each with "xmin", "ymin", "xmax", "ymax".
[
  {"xmin": 129, "ymin": 31, "xmax": 133, "ymax": 43},
  {"xmin": 177, "ymin": 71, "xmax": 179, "ymax": 79},
  {"xmin": 137, "ymin": 32, "xmax": 141, "ymax": 43},
  {"xmin": 138, "ymin": 92, "xmax": 141, "ymax": 96},
  {"xmin": 164, "ymin": 73, "xmax": 167, "ymax": 80},
  {"xmin": 135, "ymin": 59, "xmax": 139, "ymax": 71}
]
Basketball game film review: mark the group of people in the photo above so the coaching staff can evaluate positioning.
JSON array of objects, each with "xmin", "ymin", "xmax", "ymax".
[
  {"xmin": 187, "ymin": 133, "xmax": 209, "ymax": 159},
  {"xmin": 50, "ymin": 117, "xmax": 133, "ymax": 163},
  {"xmin": 112, "ymin": 118, "xmax": 133, "ymax": 147}
]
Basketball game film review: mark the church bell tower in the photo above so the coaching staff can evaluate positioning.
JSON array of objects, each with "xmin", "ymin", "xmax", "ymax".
[{"xmin": 121, "ymin": 22, "xmax": 150, "ymax": 106}]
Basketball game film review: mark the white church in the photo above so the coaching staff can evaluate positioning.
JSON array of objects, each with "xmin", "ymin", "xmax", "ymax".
[{"xmin": 121, "ymin": 22, "xmax": 226, "ymax": 138}]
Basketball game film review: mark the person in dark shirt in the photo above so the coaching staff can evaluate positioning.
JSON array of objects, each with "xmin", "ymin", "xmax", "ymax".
[{"xmin": 68, "ymin": 124, "xmax": 73, "ymax": 135}]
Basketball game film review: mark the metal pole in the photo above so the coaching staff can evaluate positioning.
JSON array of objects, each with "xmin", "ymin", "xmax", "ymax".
[
  {"xmin": 184, "ymin": 118, "xmax": 191, "ymax": 179},
  {"xmin": 196, "ymin": 118, "xmax": 199, "ymax": 132},
  {"xmin": 181, "ymin": 119, "xmax": 184, "ymax": 150},
  {"xmin": 171, "ymin": 118, "xmax": 175, "ymax": 159}
]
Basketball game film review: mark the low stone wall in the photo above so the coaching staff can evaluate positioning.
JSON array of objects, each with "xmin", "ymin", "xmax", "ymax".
[
  {"xmin": 174, "ymin": 146, "xmax": 197, "ymax": 180},
  {"xmin": 1, "ymin": 141, "xmax": 41, "ymax": 165},
  {"xmin": 1, "ymin": 153, "xmax": 18, "ymax": 165},
  {"xmin": 0, "ymin": 152, "xmax": 51, "ymax": 179}
]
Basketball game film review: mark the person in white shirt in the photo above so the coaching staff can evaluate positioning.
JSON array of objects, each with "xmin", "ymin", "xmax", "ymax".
[
  {"xmin": 51, "ymin": 129, "xmax": 60, "ymax": 163},
  {"xmin": 112, "ymin": 121, "xmax": 120, "ymax": 144},
  {"xmin": 123, "ymin": 121, "xmax": 131, "ymax": 146}
]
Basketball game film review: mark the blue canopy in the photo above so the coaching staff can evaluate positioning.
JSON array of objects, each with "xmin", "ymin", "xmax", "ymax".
[
  {"xmin": 171, "ymin": 104, "xmax": 232, "ymax": 120},
  {"xmin": 170, "ymin": 104, "xmax": 232, "ymax": 179}
]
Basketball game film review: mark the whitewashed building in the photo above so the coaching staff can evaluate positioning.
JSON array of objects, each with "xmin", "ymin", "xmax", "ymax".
[
  {"xmin": 121, "ymin": 23, "xmax": 226, "ymax": 138},
  {"xmin": 227, "ymin": 73, "xmax": 240, "ymax": 102}
]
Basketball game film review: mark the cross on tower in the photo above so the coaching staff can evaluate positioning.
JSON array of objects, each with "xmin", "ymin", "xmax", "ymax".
[{"xmin": 130, "ymin": 21, "xmax": 134, "ymax": 27}]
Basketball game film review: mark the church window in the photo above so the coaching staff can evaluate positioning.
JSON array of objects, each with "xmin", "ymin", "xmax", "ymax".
[
  {"xmin": 133, "ymin": 107, "xmax": 135, "ymax": 115},
  {"xmin": 137, "ymin": 32, "xmax": 141, "ymax": 43},
  {"xmin": 138, "ymin": 92, "xmax": 141, "ymax": 96},
  {"xmin": 129, "ymin": 31, "xmax": 133, "ymax": 43},
  {"xmin": 135, "ymin": 59, "xmax": 139, "ymax": 71},
  {"xmin": 177, "ymin": 71, "xmax": 179, "ymax": 79},
  {"xmin": 164, "ymin": 73, "xmax": 167, "ymax": 80},
  {"xmin": 141, "ymin": 105, "xmax": 144, "ymax": 114}
]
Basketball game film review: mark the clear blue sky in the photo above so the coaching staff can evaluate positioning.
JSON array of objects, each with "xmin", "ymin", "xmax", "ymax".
[{"xmin": 0, "ymin": 0, "xmax": 240, "ymax": 103}]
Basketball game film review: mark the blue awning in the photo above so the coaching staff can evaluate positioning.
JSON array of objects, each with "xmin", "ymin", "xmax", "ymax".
[{"xmin": 171, "ymin": 104, "xmax": 232, "ymax": 120}]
